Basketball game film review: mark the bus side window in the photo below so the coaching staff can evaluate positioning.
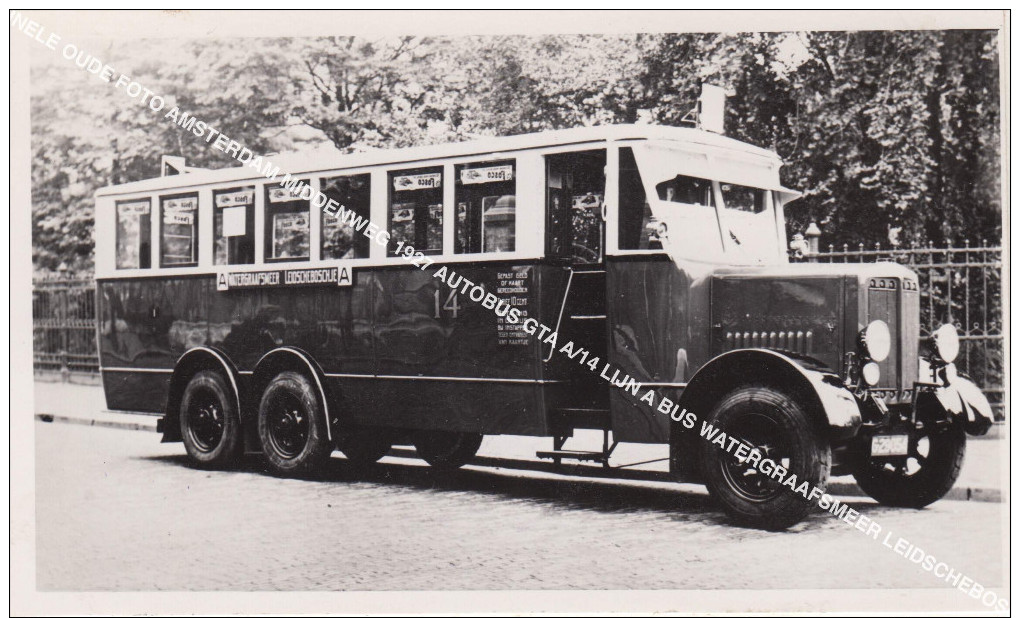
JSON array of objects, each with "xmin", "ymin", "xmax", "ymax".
[
  {"xmin": 617, "ymin": 147, "xmax": 659, "ymax": 251},
  {"xmin": 388, "ymin": 166, "xmax": 443, "ymax": 256},
  {"xmin": 454, "ymin": 160, "xmax": 516, "ymax": 254},
  {"xmin": 265, "ymin": 183, "xmax": 311, "ymax": 262},
  {"xmin": 116, "ymin": 199, "xmax": 151, "ymax": 269},
  {"xmin": 546, "ymin": 150, "xmax": 606, "ymax": 264},
  {"xmin": 159, "ymin": 193, "xmax": 199, "ymax": 267},
  {"xmin": 321, "ymin": 174, "xmax": 371, "ymax": 260},
  {"xmin": 213, "ymin": 186, "xmax": 255, "ymax": 265}
]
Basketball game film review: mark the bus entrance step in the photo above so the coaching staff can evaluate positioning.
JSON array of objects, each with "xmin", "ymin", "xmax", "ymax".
[{"xmin": 536, "ymin": 449, "xmax": 609, "ymax": 464}]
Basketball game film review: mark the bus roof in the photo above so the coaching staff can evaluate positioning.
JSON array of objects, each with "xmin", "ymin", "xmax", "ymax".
[{"xmin": 95, "ymin": 124, "xmax": 785, "ymax": 197}]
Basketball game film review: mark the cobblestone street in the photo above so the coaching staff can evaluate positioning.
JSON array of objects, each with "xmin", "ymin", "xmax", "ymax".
[{"xmin": 34, "ymin": 421, "xmax": 1006, "ymax": 598}]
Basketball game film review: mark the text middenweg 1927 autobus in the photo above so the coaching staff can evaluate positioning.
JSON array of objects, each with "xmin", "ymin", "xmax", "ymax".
[{"xmin": 94, "ymin": 123, "xmax": 993, "ymax": 529}]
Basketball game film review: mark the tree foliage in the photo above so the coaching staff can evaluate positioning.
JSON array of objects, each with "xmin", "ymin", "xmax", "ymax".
[{"xmin": 29, "ymin": 30, "xmax": 1001, "ymax": 274}]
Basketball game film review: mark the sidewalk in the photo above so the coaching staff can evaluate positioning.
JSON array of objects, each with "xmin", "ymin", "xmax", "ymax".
[{"xmin": 33, "ymin": 381, "xmax": 1005, "ymax": 502}]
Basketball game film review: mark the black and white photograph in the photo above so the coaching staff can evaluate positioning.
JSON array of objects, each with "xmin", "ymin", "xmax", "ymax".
[{"xmin": 9, "ymin": 9, "xmax": 1010, "ymax": 615}]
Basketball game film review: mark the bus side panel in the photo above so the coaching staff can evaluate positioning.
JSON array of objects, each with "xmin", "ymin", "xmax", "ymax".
[
  {"xmin": 605, "ymin": 256, "xmax": 705, "ymax": 443},
  {"xmin": 365, "ymin": 262, "xmax": 546, "ymax": 435},
  {"xmin": 97, "ymin": 277, "xmax": 208, "ymax": 412},
  {"xmin": 207, "ymin": 274, "xmax": 376, "ymax": 374}
]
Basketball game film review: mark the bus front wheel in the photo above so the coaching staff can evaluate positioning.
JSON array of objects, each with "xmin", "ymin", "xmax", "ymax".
[
  {"xmin": 257, "ymin": 371, "xmax": 332, "ymax": 476},
  {"xmin": 699, "ymin": 385, "xmax": 830, "ymax": 530},
  {"xmin": 179, "ymin": 370, "xmax": 243, "ymax": 468},
  {"xmin": 414, "ymin": 431, "xmax": 483, "ymax": 470}
]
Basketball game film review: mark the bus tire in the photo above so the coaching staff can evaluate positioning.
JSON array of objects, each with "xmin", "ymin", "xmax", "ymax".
[
  {"xmin": 699, "ymin": 385, "xmax": 830, "ymax": 530},
  {"xmin": 257, "ymin": 371, "xmax": 332, "ymax": 476},
  {"xmin": 179, "ymin": 370, "xmax": 243, "ymax": 468},
  {"xmin": 337, "ymin": 429, "xmax": 393, "ymax": 466},
  {"xmin": 413, "ymin": 431, "xmax": 483, "ymax": 470},
  {"xmin": 852, "ymin": 420, "xmax": 965, "ymax": 508}
]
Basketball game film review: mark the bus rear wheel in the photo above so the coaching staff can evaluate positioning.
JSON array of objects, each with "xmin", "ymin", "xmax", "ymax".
[
  {"xmin": 699, "ymin": 385, "xmax": 830, "ymax": 530},
  {"xmin": 257, "ymin": 371, "xmax": 332, "ymax": 476},
  {"xmin": 180, "ymin": 370, "xmax": 243, "ymax": 468},
  {"xmin": 413, "ymin": 431, "xmax": 483, "ymax": 470}
]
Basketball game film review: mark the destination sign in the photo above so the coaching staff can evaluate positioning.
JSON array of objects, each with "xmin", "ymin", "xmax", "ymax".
[
  {"xmin": 393, "ymin": 172, "xmax": 441, "ymax": 191},
  {"xmin": 163, "ymin": 196, "xmax": 197, "ymax": 211},
  {"xmin": 215, "ymin": 189, "xmax": 254, "ymax": 208},
  {"xmin": 460, "ymin": 165, "xmax": 513, "ymax": 184},
  {"xmin": 216, "ymin": 265, "xmax": 353, "ymax": 291},
  {"xmin": 118, "ymin": 201, "xmax": 150, "ymax": 216},
  {"xmin": 268, "ymin": 184, "xmax": 310, "ymax": 203}
]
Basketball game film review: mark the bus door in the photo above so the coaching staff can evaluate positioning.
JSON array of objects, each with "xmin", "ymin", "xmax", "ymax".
[
  {"xmin": 546, "ymin": 150, "xmax": 606, "ymax": 265},
  {"xmin": 542, "ymin": 150, "xmax": 610, "ymax": 430}
]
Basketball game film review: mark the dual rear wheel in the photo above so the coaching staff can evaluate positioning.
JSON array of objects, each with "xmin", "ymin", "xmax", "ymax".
[{"xmin": 179, "ymin": 370, "xmax": 482, "ymax": 475}]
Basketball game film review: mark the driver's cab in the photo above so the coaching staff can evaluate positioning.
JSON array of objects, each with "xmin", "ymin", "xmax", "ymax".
[
  {"xmin": 543, "ymin": 139, "xmax": 795, "ymax": 270},
  {"xmin": 620, "ymin": 140, "xmax": 795, "ymax": 268}
]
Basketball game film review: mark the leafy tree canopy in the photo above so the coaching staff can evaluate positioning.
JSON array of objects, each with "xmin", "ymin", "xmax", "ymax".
[{"xmin": 30, "ymin": 30, "xmax": 1001, "ymax": 274}]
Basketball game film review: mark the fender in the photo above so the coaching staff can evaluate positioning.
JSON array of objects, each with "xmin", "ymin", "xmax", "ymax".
[
  {"xmin": 678, "ymin": 348, "xmax": 862, "ymax": 440},
  {"xmin": 930, "ymin": 364, "xmax": 994, "ymax": 436},
  {"xmin": 160, "ymin": 346, "xmax": 242, "ymax": 443},
  {"xmin": 251, "ymin": 347, "xmax": 335, "ymax": 441}
]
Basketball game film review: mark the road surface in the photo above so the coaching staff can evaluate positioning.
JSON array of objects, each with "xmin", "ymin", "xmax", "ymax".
[{"xmin": 35, "ymin": 422, "xmax": 1006, "ymax": 598}]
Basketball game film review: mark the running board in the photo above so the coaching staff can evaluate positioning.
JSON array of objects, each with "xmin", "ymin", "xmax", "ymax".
[
  {"xmin": 537, "ymin": 429, "xmax": 618, "ymax": 468},
  {"xmin": 536, "ymin": 449, "xmax": 611, "ymax": 465}
]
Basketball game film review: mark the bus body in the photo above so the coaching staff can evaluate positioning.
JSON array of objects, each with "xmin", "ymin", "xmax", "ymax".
[{"xmin": 94, "ymin": 124, "xmax": 993, "ymax": 529}]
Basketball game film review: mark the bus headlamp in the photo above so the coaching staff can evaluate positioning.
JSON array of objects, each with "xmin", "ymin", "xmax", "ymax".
[
  {"xmin": 861, "ymin": 320, "xmax": 891, "ymax": 362},
  {"xmin": 932, "ymin": 323, "xmax": 960, "ymax": 364},
  {"xmin": 861, "ymin": 362, "xmax": 881, "ymax": 386}
]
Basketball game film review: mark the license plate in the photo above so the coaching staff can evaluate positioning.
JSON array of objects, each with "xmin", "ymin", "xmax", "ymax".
[{"xmin": 871, "ymin": 434, "xmax": 910, "ymax": 456}]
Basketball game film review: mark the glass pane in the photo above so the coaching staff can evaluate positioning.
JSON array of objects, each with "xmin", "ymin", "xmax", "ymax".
[
  {"xmin": 322, "ymin": 174, "xmax": 371, "ymax": 260},
  {"xmin": 388, "ymin": 167, "xmax": 443, "ymax": 255},
  {"xmin": 116, "ymin": 200, "xmax": 150, "ymax": 269},
  {"xmin": 720, "ymin": 185, "xmax": 778, "ymax": 259},
  {"xmin": 482, "ymin": 195, "xmax": 515, "ymax": 252},
  {"xmin": 720, "ymin": 183, "xmax": 767, "ymax": 212},
  {"xmin": 160, "ymin": 194, "xmax": 198, "ymax": 266},
  {"xmin": 455, "ymin": 161, "xmax": 515, "ymax": 254},
  {"xmin": 617, "ymin": 147, "xmax": 660, "ymax": 251},
  {"xmin": 265, "ymin": 184, "xmax": 310, "ymax": 262},
  {"xmin": 656, "ymin": 175, "xmax": 714, "ymax": 206},
  {"xmin": 213, "ymin": 187, "xmax": 254, "ymax": 265},
  {"xmin": 546, "ymin": 150, "xmax": 606, "ymax": 263},
  {"xmin": 271, "ymin": 212, "xmax": 309, "ymax": 259}
]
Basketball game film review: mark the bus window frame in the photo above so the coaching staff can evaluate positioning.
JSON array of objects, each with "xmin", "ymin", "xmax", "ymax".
[
  {"xmin": 453, "ymin": 158, "xmax": 518, "ymax": 255},
  {"xmin": 319, "ymin": 172, "xmax": 373, "ymax": 262},
  {"xmin": 97, "ymin": 143, "xmax": 624, "ymax": 278},
  {"xmin": 158, "ymin": 191, "xmax": 201, "ymax": 269},
  {"xmin": 115, "ymin": 197, "xmax": 153, "ymax": 270},
  {"xmin": 543, "ymin": 147, "xmax": 609, "ymax": 264},
  {"xmin": 386, "ymin": 164, "xmax": 446, "ymax": 257},
  {"xmin": 263, "ymin": 181, "xmax": 313, "ymax": 264},
  {"xmin": 212, "ymin": 185, "xmax": 256, "ymax": 266}
]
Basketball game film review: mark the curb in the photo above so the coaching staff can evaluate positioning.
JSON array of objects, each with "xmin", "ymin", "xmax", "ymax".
[
  {"xmin": 35, "ymin": 413, "xmax": 158, "ymax": 433},
  {"xmin": 826, "ymin": 481, "xmax": 1001, "ymax": 504},
  {"xmin": 34, "ymin": 414, "xmax": 1002, "ymax": 503}
]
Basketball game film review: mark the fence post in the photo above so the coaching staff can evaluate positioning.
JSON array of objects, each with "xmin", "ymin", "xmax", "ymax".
[{"xmin": 805, "ymin": 222, "xmax": 821, "ymax": 262}]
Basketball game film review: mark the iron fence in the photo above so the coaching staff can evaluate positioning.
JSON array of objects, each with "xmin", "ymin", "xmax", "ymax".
[
  {"xmin": 807, "ymin": 240, "xmax": 1004, "ymax": 419},
  {"xmin": 33, "ymin": 278, "xmax": 99, "ymax": 375},
  {"xmin": 32, "ymin": 243, "xmax": 1005, "ymax": 420}
]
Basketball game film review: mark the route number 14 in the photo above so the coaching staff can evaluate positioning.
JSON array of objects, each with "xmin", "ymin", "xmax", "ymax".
[{"xmin": 434, "ymin": 289, "xmax": 461, "ymax": 319}]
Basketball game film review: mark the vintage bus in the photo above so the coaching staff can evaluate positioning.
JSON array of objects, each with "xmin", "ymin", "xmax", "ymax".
[{"xmin": 94, "ymin": 124, "xmax": 993, "ymax": 529}]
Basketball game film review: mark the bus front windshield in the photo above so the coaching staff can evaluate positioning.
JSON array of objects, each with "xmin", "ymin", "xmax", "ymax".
[{"xmin": 633, "ymin": 144, "xmax": 787, "ymax": 266}]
